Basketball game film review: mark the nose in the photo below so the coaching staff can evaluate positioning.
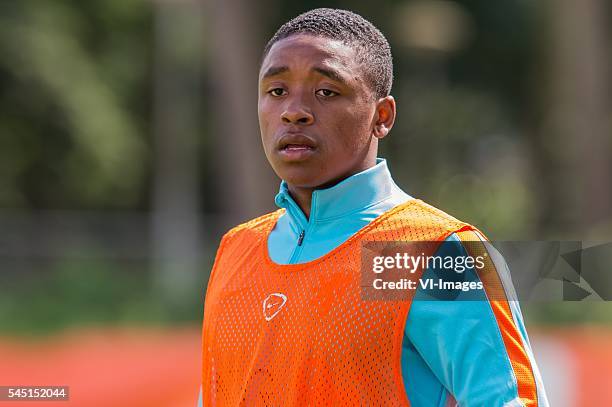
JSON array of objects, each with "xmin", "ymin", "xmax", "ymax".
[{"xmin": 281, "ymin": 100, "xmax": 314, "ymax": 125}]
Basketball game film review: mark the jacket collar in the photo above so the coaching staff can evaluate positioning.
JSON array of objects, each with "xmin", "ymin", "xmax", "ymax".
[{"xmin": 274, "ymin": 158, "xmax": 402, "ymax": 224}]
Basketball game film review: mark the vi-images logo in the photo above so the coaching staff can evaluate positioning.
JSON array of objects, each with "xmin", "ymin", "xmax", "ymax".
[{"xmin": 262, "ymin": 293, "xmax": 287, "ymax": 321}]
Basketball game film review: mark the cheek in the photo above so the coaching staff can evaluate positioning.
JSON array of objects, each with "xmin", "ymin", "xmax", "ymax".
[
  {"xmin": 330, "ymin": 107, "xmax": 373, "ymax": 150},
  {"xmin": 258, "ymin": 105, "xmax": 275, "ymax": 140}
]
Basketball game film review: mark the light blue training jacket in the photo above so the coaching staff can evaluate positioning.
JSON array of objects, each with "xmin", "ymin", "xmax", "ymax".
[{"xmin": 198, "ymin": 158, "xmax": 549, "ymax": 406}]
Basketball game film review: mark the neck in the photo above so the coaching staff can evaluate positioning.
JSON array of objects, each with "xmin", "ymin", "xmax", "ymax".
[{"xmin": 286, "ymin": 154, "xmax": 378, "ymax": 220}]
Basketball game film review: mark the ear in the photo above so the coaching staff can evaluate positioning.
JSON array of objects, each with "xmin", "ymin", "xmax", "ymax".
[{"xmin": 372, "ymin": 95, "xmax": 396, "ymax": 139}]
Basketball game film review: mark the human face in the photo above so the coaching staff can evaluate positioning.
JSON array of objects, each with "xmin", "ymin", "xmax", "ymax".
[{"xmin": 258, "ymin": 34, "xmax": 386, "ymax": 190}]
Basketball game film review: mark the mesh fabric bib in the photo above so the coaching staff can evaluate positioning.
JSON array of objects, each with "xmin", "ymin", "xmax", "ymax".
[{"xmin": 201, "ymin": 199, "xmax": 475, "ymax": 406}]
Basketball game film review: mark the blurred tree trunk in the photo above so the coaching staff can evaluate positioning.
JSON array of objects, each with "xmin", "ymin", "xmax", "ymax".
[
  {"xmin": 539, "ymin": 0, "xmax": 612, "ymax": 235},
  {"xmin": 205, "ymin": 0, "xmax": 278, "ymax": 230},
  {"xmin": 151, "ymin": 0, "xmax": 205, "ymax": 304}
]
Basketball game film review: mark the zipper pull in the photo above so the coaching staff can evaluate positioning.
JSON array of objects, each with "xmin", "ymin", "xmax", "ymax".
[{"xmin": 297, "ymin": 230, "xmax": 305, "ymax": 246}]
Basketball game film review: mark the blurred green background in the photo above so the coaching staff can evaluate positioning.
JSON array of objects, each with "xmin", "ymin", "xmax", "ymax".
[{"xmin": 1, "ymin": 0, "xmax": 611, "ymax": 337}]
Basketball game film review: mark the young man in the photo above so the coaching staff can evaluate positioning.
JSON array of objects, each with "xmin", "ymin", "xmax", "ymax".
[{"xmin": 199, "ymin": 8, "xmax": 548, "ymax": 406}]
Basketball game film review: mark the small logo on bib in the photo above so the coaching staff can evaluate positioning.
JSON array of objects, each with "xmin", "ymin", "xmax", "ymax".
[{"xmin": 263, "ymin": 293, "xmax": 287, "ymax": 321}]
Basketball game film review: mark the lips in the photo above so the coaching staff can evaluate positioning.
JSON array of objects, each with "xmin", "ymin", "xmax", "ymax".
[
  {"xmin": 276, "ymin": 133, "xmax": 317, "ymax": 162},
  {"xmin": 277, "ymin": 133, "xmax": 317, "ymax": 151}
]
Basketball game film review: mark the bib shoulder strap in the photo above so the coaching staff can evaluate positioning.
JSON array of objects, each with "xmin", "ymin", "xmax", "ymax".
[
  {"xmin": 361, "ymin": 199, "xmax": 476, "ymax": 242},
  {"xmin": 221, "ymin": 209, "xmax": 284, "ymax": 249}
]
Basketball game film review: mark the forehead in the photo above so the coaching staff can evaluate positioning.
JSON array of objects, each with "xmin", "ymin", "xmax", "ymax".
[{"xmin": 259, "ymin": 34, "xmax": 360, "ymax": 81}]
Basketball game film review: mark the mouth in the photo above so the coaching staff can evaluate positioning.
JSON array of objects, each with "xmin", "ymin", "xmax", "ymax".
[{"xmin": 276, "ymin": 133, "xmax": 317, "ymax": 161}]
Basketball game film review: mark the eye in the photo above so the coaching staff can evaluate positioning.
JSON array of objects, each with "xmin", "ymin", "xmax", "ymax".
[
  {"xmin": 267, "ymin": 88, "xmax": 287, "ymax": 97},
  {"xmin": 316, "ymin": 89, "xmax": 338, "ymax": 98}
]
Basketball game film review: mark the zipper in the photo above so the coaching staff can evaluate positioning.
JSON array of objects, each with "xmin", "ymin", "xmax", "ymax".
[{"xmin": 289, "ymin": 227, "xmax": 307, "ymax": 263}]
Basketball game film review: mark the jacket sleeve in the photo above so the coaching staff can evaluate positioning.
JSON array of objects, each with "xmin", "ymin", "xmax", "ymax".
[{"xmin": 403, "ymin": 232, "xmax": 549, "ymax": 407}]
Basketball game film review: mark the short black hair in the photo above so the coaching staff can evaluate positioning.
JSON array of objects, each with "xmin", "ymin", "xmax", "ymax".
[{"xmin": 262, "ymin": 8, "xmax": 393, "ymax": 99}]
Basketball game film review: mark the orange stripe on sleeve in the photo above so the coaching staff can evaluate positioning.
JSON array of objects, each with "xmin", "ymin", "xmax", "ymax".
[{"xmin": 456, "ymin": 230, "xmax": 538, "ymax": 407}]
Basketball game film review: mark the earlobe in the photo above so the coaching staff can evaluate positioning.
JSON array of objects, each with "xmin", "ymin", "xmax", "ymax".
[{"xmin": 373, "ymin": 124, "xmax": 389, "ymax": 139}]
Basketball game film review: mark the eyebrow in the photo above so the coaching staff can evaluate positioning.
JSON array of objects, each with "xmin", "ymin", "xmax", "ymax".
[
  {"xmin": 313, "ymin": 67, "xmax": 348, "ymax": 85},
  {"xmin": 261, "ymin": 65, "xmax": 349, "ymax": 86},
  {"xmin": 261, "ymin": 65, "xmax": 289, "ymax": 80}
]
